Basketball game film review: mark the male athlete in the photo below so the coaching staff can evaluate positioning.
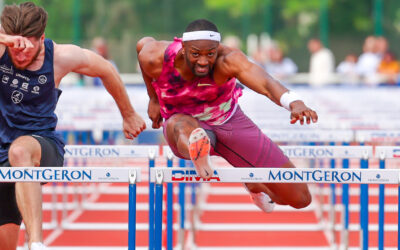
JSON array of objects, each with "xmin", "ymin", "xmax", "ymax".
[
  {"xmin": 137, "ymin": 19, "xmax": 318, "ymax": 213},
  {"xmin": 0, "ymin": 2, "xmax": 146, "ymax": 250}
]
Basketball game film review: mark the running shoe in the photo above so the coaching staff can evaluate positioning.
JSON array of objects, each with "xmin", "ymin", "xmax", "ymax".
[
  {"xmin": 31, "ymin": 242, "xmax": 47, "ymax": 250},
  {"xmin": 250, "ymin": 192, "xmax": 275, "ymax": 213},
  {"xmin": 188, "ymin": 127, "xmax": 213, "ymax": 179}
]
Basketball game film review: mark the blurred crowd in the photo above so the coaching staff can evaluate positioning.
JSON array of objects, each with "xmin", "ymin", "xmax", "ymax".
[
  {"xmin": 77, "ymin": 35, "xmax": 399, "ymax": 87},
  {"xmin": 239, "ymin": 35, "xmax": 399, "ymax": 86}
]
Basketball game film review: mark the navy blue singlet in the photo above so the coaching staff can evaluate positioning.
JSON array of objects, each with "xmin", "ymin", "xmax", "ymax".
[{"xmin": 0, "ymin": 39, "xmax": 65, "ymax": 162}]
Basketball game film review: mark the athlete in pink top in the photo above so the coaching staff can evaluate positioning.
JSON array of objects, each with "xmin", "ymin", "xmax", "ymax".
[{"xmin": 137, "ymin": 19, "xmax": 318, "ymax": 212}]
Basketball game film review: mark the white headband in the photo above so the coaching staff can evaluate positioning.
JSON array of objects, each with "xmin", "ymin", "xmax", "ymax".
[{"xmin": 182, "ymin": 31, "xmax": 221, "ymax": 42}]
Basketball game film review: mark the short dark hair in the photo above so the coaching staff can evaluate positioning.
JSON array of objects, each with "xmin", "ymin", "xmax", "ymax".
[
  {"xmin": 185, "ymin": 19, "xmax": 218, "ymax": 33},
  {"xmin": 1, "ymin": 2, "xmax": 48, "ymax": 38}
]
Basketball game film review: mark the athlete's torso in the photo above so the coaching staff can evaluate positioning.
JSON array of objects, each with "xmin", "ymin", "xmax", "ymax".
[
  {"xmin": 152, "ymin": 38, "xmax": 242, "ymax": 125},
  {"xmin": 0, "ymin": 39, "xmax": 65, "ymax": 161}
]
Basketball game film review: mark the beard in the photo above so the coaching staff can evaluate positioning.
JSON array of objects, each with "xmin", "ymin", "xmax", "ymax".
[{"xmin": 8, "ymin": 44, "xmax": 42, "ymax": 70}]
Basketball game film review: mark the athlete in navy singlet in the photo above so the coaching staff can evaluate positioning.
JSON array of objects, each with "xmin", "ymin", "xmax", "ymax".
[{"xmin": 0, "ymin": 3, "xmax": 146, "ymax": 250}]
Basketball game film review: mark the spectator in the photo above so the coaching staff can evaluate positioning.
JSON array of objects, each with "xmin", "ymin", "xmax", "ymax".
[
  {"xmin": 265, "ymin": 46, "xmax": 297, "ymax": 82},
  {"xmin": 378, "ymin": 51, "xmax": 400, "ymax": 85},
  {"xmin": 336, "ymin": 54, "xmax": 359, "ymax": 84},
  {"xmin": 222, "ymin": 35, "xmax": 242, "ymax": 50},
  {"xmin": 356, "ymin": 36, "xmax": 381, "ymax": 85},
  {"xmin": 376, "ymin": 36, "xmax": 389, "ymax": 56},
  {"xmin": 307, "ymin": 39, "xmax": 335, "ymax": 86},
  {"xmin": 90, "ymin": 37, "xmax": 118, "ymax": 86}
]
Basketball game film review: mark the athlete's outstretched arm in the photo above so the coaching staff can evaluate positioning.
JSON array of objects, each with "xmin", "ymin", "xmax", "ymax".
[
  {"xmin": 54, "ymin": 43, "xmax": 146, "ymax": 138},
  {"xmin": 137, "ymin": 38, "xmax": 167, "ymax": 129},
  {"xmin": 221, "ymin": 50, "xmax": 318, "ymax": 125}
]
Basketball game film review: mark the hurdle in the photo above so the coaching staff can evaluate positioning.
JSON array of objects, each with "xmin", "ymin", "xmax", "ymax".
[
  {"xmin": 375, "ymin": 146, "xmax": 400, "ymax": 250},
  {"xmin": 62, "ymin": 145, "xmax": 158, "ymax": 236},
  {"xmin": 151, "ymin": 145, "xmax": 400, "ymax": 250},
  {"xmin": 0, "ymin": 166, "xmax": 141, "ymax": 250}
]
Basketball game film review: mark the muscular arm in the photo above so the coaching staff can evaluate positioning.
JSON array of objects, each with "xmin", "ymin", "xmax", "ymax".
[
  {"xmin": 219, "ymin": 49, "xmax": 287, "ymax": 106},
  {"xmin": 54, "ymin": 43, "xmax": 146, "ymax": 137},
  {"xmin": 136, "ymin": 37, "xmax": 169, "ymax": 128},
  {"xmin": 218, "ymin": 48, "xmax": 317, "ymax": 124}
]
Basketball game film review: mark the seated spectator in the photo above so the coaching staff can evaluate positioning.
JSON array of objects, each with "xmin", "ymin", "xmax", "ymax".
[
  {"xmin": 336, "ymin": 54, "xmax": 359, "ymax": 84},
  {"xmin": 378, "ymin": 51, "xmax": 400, "ymax": 85},
  {"xmin": 307, "ymin": 39, "xmax": 335, "ymax": 86},
  {"xmin": 265, "ymin": 46, "xmax": 297, "ymax": 81}
]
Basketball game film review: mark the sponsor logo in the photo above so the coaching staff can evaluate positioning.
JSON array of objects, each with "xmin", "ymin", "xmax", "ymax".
[
  {"xmin": 38, "ymin": 75, "xmax": 47, "ymax": 84},
  {"xmin": 367, "ymin": 173, "xmax": 390, "ymax": 183},
  {"xmin": 0, "ymin": 64, "xmax": 13, "ymax": 74},
  {"xmin": 171, "ymin": 170, "xmax": 221, "ymax": 182},
  {"xmin": 267, "ymin": 170, "xmax": 362, "ymax": 183},
  {"xmin": 2, "ymin": 75, "xmax": 9, "ymax": 84},
  {"xmin": 11, "ymin": 79, "xmax": 19, "ymax": 88},
  {"xmin": 11, "ymin": 90, "xmax": 23, "ymax": 104},
  {"xmin": 393, "ymin": 149, "xmax": 400, "ymax": 158},
  {"xmin": 240, "ymin": 172, "xmax": 264, "ymax": 181},
  {"xmin": 0, "ymin": 168, "xmax": 92, "ymax": 181},
  {"xmin": 197, "ymin": 83, "xmax": 212, "ymax": 87},
  {"xmin": 65, "ymin": 147, "xmax": 122, "ymax": 157},
  {"xmin": 283, "ymin": 148, "xmax": 334, "ymax": 158},
  {"xmin": 15, "ymin": 73, "xmax": 30, "ymax": 81},
  {"xmin": 20, "ymin": 82, "xmax": 29, "ymax": 92},
  {"xmin": 31, "ymin": 86, "xmax": 40, "ymax": 94},
  {"xmin": 98, "ymin": 171, "xmax": 120, "ymax": 181}
]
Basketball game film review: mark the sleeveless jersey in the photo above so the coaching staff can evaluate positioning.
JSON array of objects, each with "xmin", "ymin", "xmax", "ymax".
[
  {"xmin": 152, "ymin": 38, "xmax": 242, "ymax": 125},
  {"xmin": 0, "ymin": 39, "xmax": 65, "ymax": 162}
]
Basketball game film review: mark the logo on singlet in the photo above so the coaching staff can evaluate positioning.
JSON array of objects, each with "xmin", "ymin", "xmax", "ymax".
[
  {"xmin": 10, "ymin": 79, "xmax": 19, "ymax": 88},
  {"xmin": 20, "ymin": 82, "xmax": 29, "ymax": 92},
  {"xmin": 31, "ymin": 86, "xmax": 40, "ymax": 95},
  {"xmin": 197, "ymin": 83, "xmax": 212, "ymax": 87},
  {"xmin": 0, "ymin": 64, "xmax": 13, "ymax": 74},
  {"xmin": 38, "ymin": 75, "xmax": 47, "ymax": 84},
  {"xmin": 11, "ymin": 90, "xmax": 23, "ymax": 104},
  {"xmin": 2, "ymin": 75, "xmax": 9, "ymax": 84}
]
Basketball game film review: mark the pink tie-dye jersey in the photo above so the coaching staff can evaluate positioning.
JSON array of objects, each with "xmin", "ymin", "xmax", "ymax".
[{"xmin": 152, "ymin": 38, "xmax": 242, "ymax": 125}]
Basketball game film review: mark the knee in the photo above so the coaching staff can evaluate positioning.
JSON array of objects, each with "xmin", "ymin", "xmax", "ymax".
[
  {"xmin": 8, "ymin": 145, "xmax": 36, "ymax": 167},
  {"xmin": 167, "ymin": 114, "xmax": 198, "ymax": 134}
]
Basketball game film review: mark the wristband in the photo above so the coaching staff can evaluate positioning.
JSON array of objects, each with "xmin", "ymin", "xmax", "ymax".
[{"xmin": 280, "ymin": 91, "xmax": 302, "ymax": 111}]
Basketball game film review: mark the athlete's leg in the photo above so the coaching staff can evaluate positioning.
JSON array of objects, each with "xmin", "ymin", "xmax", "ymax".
[
  {"xmin": 0, "ymin": 223, "xmax": 20, "ymax": 250},
  {"xmin": 8, "ymin": 136, "xmax": 43, "ymax": 247},
  {"xmin": 211, "ymin": 107, "xmax": 311, "ymax": 209},
  {"xmin": 164, "ymin": 114, "xmax": 213, "ymax": 178}
]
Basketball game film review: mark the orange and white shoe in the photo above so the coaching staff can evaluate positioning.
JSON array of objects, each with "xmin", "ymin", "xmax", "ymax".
[
  {"xmin": 188, "ymin": 128, "xmax": 213, "ymax": 179},
  {"xmin": 250, "ymin": 192, "xmax": 275, "ymax": 213}
]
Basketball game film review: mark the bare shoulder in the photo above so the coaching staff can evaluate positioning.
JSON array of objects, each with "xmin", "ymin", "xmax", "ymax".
[
  {"xmin": 137, "ymin": 37, "xmax": 170, "ymax": 77},
  {"xmin": 216, "ymin": 45, "xmax": 250, "ymax": 75},
  {"xmin": 54, "ymin": 42, "xmax": 86, "ymax": 63},
  {"xmin": 53, "ymin": 42, "xmax": 92, "ymax": 84}
]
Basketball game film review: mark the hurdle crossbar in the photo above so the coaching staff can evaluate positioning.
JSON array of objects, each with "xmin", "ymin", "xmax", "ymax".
[
  {"xmin": 0, "ymin": 167, "xmax": 141, "ymax": 250},
  {"xmin": 150, "ymin": 167, "xmax": 398, "ymax": 184}
]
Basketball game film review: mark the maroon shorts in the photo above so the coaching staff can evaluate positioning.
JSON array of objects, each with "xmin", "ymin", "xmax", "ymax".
[{"xmin": 163, "ymin": 106, "xmax": 289, "ymax": 168}]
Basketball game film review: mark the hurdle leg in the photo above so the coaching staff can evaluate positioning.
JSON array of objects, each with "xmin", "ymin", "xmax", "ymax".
[
  {"xmin": 166, "ymin": 154, "xmax": 174, "ymax": 250},
  {"xmin": 128, "ymin": 170, "xmax": 137, "ymax": 250},
  {"xmin": 155, "ymin": 169, "xmax": 164, "ymax": 250},
  {"xmin": 341, "ymin": 156, "xmax": 350, "ymax": 250},
  {"xmin": 178, "ymin": 159, "xmax": 186, "ymax": 249},
  {"xmin": 360, "ymin": 152, "xmax": 369, "ymax": 250},
  {"xmin": 378, "ymin": 157, "xmax": 385, "ymax": 250},
  {"xmin": 149, "ymin": 153, "xmax": 156, "ymax": 250}
]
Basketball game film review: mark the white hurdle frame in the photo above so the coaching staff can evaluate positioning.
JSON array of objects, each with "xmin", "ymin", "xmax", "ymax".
[
  {"xmin": 152, "ymin": 145, "xmax": 400, "ymax": 250},
  {"xmin": 0, "ymin": 167, "xmax": 141, "ymax": 250}
]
